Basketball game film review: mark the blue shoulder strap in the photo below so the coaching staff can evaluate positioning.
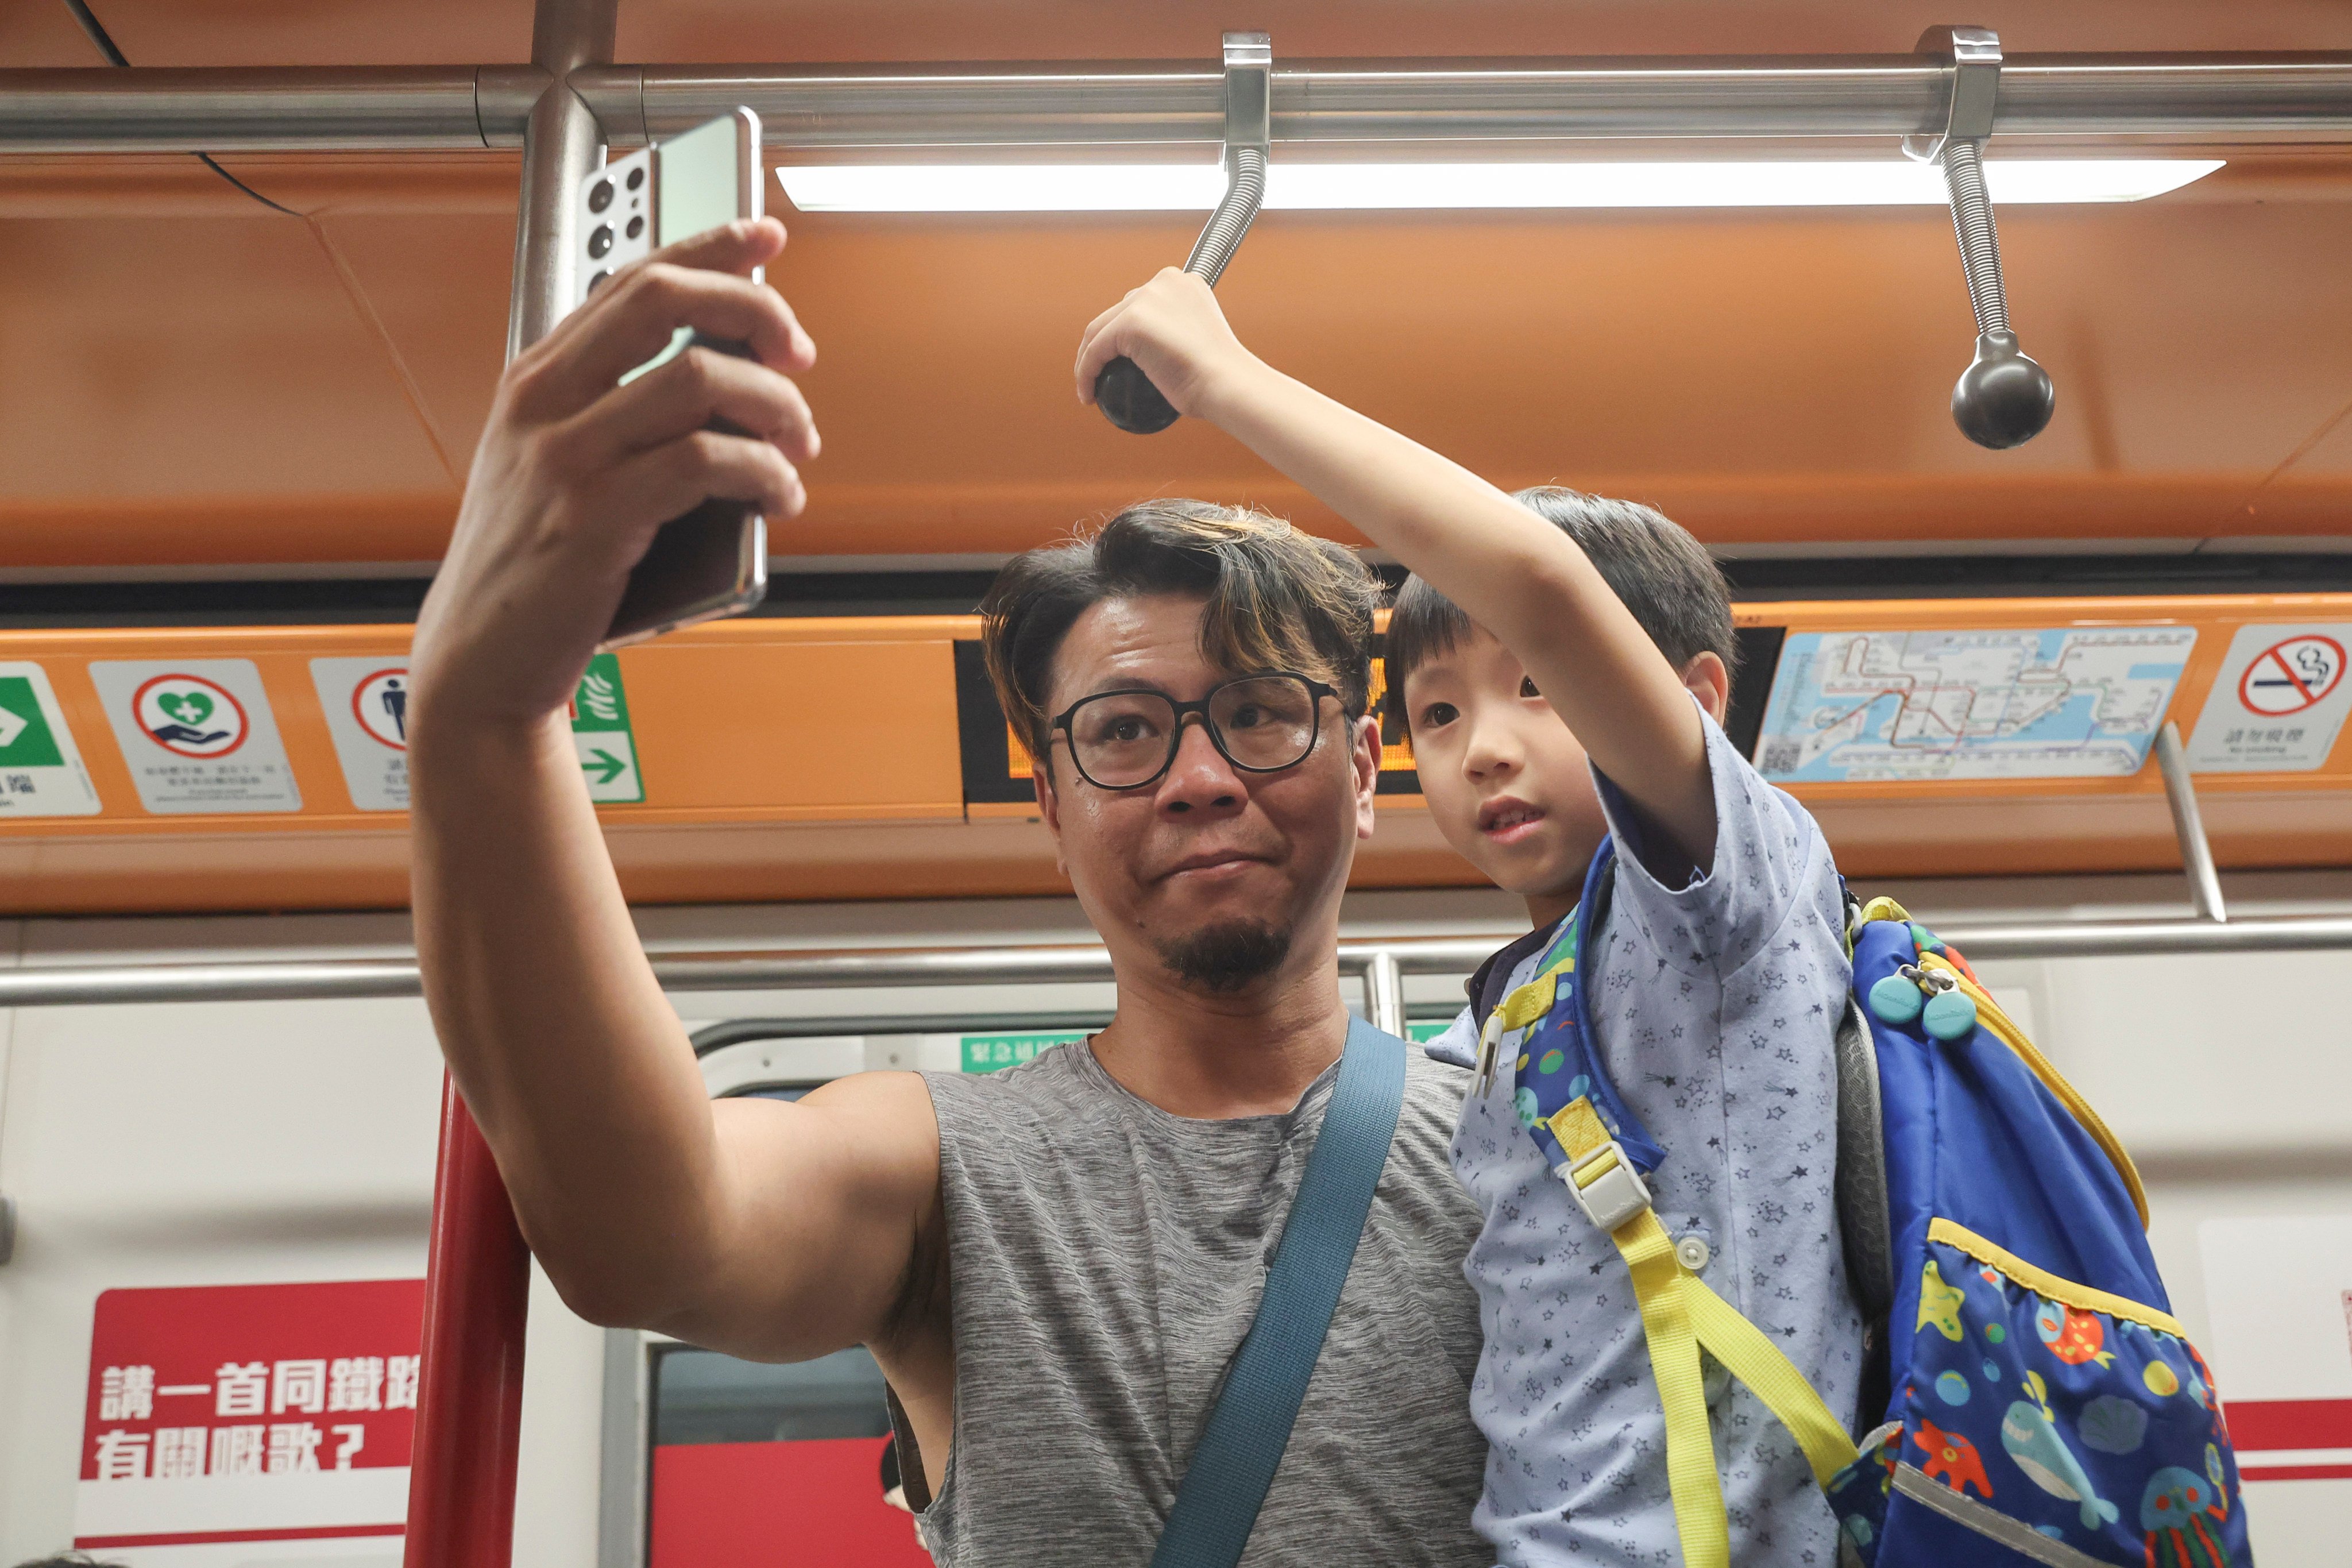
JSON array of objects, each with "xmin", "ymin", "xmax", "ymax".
[
  {"xmin": 1509, "ymin": 838, "xmax": 1667, "ymax": 1177},
  {"xmin": 1149, "ymin": 1016, "xmax": 1409, "ymax": 1568}
]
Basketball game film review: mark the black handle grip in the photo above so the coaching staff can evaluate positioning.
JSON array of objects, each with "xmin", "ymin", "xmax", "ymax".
[
  {"xmin": 1094, "ymin": 356, "xmax": 1181, "ymax": 435},
  {"xmin": 1951, "ymin": 329, "xmax": 2055, "ymax": 450}
]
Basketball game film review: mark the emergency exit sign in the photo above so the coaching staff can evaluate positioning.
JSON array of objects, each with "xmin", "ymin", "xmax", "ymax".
[{"xmin": 75, "ymin": 1279, "xmax": 423, "ymax": 1564}]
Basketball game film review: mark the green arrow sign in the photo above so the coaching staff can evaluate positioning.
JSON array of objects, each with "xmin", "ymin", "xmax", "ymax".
[
  {"xmin": 569, "ymin": 654, "xmax": 644, "ymax": 804},
  {"xmin": 0, "ymin": 677, "xmax": 64, "ymax": 767}
]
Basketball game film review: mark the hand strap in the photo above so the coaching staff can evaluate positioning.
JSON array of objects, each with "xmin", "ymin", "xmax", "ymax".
[{"xmin": 1149, "ymin": 1017, "xmax": 1408, "ymax": 1568}]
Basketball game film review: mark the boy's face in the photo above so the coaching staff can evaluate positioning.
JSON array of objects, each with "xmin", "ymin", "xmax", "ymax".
[{"xmin": 1401, "ymin": 626, "xmax": 1607, "ymax": 909}]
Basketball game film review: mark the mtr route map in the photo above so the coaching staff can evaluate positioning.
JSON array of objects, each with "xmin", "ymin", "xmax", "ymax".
[{"xmin": 1754, "ymin": 627, "xmax": 2198, "ymax": 783}]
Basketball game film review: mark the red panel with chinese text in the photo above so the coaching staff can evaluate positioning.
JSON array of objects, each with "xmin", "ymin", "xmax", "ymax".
[{"xmin": 76, "ymin": 1279, "xmax": 424, "ymax": 1558}]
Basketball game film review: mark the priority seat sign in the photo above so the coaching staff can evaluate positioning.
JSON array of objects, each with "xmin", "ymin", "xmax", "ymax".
[
  {"xmin": 2187, "ymin": 623, "xmax": 2352, "ymax": 773},
  {"xmin": 88, "ymin": 659, "xmax": 303, "ymax": 814}
]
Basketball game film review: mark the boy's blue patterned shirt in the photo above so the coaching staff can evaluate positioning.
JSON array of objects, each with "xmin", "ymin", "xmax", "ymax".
[{"xmin": 1426, "ymin": 713, "xmax": 1867, "ymax": 1566}]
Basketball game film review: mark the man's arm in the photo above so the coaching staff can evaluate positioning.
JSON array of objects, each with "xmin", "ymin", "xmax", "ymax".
[
  {"xmin": 1074, "ymin": 271, "xmax": 1714, "ymax": 864},
  {"xmin": 407, "ymin": 219, "xmax": 939, "ymax": 1365}
]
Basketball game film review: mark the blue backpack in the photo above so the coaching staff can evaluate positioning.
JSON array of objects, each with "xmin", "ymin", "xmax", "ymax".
[
  {"xmin": 1471, "ymin": 850, "xmax": 2248, "ymax": 1568},
  {"xmin": 1825, "ymin": 898, "xmax": 2246, "ymax": 1567}
]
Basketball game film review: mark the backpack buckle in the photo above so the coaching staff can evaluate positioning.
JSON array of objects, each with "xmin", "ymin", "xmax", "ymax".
[
  {"xmin": 1565, "ymin": 1141, "xmax": 1653, "ymax": 1233},
  {"xmin": 1474, "ymin": 1009, "xmax": 1507, "ymax": 1096}
]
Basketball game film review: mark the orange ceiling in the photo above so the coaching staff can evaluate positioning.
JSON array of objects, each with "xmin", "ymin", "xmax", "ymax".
[
  {"xmin": 3, "ymin": 2, "xmax": 2352, "ymax": 572},
  {"xmin": 8, "ymin": 2, "xmax": 2352, "ymax": 66}
]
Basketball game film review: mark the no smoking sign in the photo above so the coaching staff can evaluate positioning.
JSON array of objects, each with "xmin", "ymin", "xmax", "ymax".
[
  {"xmin": 2239, "ymin": 635, "xmax": 2343, "ymax": 716},
  {"xmin": 2188, "ymin": 624, "xmax": 2352, "ymax": 774}
]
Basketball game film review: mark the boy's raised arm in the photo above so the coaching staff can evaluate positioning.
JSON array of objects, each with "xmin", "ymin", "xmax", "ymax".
[
  {"xmin": 1076, "ymin": 270, "xmax": 1717, "ymax": 865},
  {"xmin": 406, "ymin": 220, "xmax": 943, "ymax": 1366}
]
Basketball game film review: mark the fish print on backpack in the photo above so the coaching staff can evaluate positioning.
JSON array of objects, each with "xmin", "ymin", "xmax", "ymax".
[
  {"xmin": 2036, "ymin": 1297, "xmax": 2117, "ymax": 1369},
  {"xmin": 2000, "ymin": 1372, "xmax": 2119, "ymax": 1530}
]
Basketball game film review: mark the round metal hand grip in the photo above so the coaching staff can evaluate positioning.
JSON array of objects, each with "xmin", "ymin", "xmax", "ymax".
[{"xmin": 1953, "ymin": 329, "xmax": 2054, "ymax": 450}]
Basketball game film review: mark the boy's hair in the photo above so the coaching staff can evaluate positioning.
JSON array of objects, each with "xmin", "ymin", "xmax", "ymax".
[
  {"xmin": 1385, "ymin": 486, "xmax": 1737, "ymax": 705},
  {"xmin": 980, "ymin": 500, "xmax": 1382, "ymax": 768}
]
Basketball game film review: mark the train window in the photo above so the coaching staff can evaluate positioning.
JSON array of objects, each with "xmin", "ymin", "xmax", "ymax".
[{"xmin": 647, "ymin": 1344, "xmax": 926, "ymax": 1563}]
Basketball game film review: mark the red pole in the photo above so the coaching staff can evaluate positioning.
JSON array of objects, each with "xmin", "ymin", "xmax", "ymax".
[{"xmin": 403, "ymin": 1076, "xmax": 532, "ymax": 1568}]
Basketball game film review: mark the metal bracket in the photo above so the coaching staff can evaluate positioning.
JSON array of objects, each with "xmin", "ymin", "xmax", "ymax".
[
  {"xmin": 1902, "ymin": 24, "xmax": 2054, "ymax": 450},
  {"xmin": 2154, "ymin": 720, "xmax": 2229, "ymax": 924},
  {"xmin": 1222, "ymin": 32, "xmax": 1272, "ymax": 176},
  {"xmin": 1181, "ymin": 30, "xmax": 1271, "ymax": 286},
  {"xmin": 1902, "ymin": 25, "xmax": 2002, "ymax": 164}
]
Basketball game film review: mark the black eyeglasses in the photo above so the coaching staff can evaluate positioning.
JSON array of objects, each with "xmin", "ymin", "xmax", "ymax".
[{"xmin": 1049, "ymin": 673, "xmax": 1347, "ymax": 791}]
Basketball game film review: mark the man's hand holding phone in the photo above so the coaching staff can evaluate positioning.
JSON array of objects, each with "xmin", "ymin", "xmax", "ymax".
[{"xmin": 409, "ymin": 218, "xmax": 817, "ymax": 738}]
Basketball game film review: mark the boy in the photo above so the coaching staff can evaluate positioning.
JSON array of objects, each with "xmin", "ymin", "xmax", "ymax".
[{"xmin": 1077, "ymin": 272, "xmax": 1864, "ymax": 1562}]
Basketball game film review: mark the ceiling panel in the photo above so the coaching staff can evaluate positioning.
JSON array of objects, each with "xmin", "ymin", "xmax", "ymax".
[
  {"xmin": 7, "ymin": 0, "xmax": 2347, "ymax": 69},
  {"xmin": 4, "ymin": 2, "xmax": 2351, "ymax": 570},
  {"xmin": 0, "ymin": 212, "xmax": 457, "ymax": 500}
]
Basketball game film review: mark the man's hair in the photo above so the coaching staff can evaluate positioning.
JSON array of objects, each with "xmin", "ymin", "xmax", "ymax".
[
  {"xmin": 1384, "ymin": 486, "xmax": 1737, "ymax": 707},
  {"xmin": 980, "ymin": 499, "xmax": 1382, "ymax": 767}
]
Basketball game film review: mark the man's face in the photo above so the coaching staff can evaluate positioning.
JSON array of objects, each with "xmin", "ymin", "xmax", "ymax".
[
  {"xmin": 1033, "ymin": 593, "xmax": 1379, "ymax": 994},
  {"xmin": 1401, "ymin": 625, "xmax": 1606, "ymax": 905}
]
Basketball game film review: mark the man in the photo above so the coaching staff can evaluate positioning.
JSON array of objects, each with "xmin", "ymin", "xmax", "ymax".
[{"xmin": 407, "ymin": 219, "xmax": 1485, "ymax": 1565}]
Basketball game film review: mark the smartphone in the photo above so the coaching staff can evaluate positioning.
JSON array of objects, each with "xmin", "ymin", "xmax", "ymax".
[{"xmin": 574, "ymin": 107, "xmax": 769, "ymax": 650}]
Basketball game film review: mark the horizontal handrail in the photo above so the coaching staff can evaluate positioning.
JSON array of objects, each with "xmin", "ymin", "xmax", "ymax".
[
  {"xmin": 6, "ymin": 53, "xmax": 2352, "ymax": 153},
  {"xmin": 3, "ymin": 915, "xmax": 2348, "ymax": 1009}
]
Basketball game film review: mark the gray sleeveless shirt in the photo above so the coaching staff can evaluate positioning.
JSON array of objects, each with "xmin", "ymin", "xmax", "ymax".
[{"xmin": 890, "ymin": 1039, "xmax": 1489, "ymax": 1567}]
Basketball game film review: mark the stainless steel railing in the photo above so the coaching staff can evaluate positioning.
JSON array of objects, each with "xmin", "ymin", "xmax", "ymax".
[{"xmin": 9, "ymin": 52, "xmax": 2352, "ymax": 153}]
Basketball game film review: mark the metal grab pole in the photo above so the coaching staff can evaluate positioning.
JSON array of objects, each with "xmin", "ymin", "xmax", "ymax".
[
  {"xmin": 404, "ymin": 5, "xmax": 615, "ymax": 1567},
  {"xmin": 1363, "ymin": 951, "xmax": 1408, "ymax": 1038},
  {"xmin": 13, "ymin": 918, "xmax": 2352, "ymax": 1010},
  {"xmin": 14, "ymin": 53, "xmax": 2352, "ymax": 153},
  {"xmin": 2154, "ymin": 721, "xmax": 2228, "ymax": 924},
  {"xmin": 407, "ymin": 1079, "xmax": 534, "ymax": 1568}
]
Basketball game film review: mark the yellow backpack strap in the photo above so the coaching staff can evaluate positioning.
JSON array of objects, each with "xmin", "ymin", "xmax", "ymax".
[
  {"xmin": 1476, "ymin": 945, "xmax": 1582, "ymax": 1094},
  {"xmin": 1857, "ymin": 895, "xmax": 1912, "ymax": 926},
  {"xmin": 1498, "ymin": 941, "xmax": 1578, "ymax": 1033},
  {"xmin": 1550, "ymin": 1096, "xmax": 1860, "ymax": 1567}
]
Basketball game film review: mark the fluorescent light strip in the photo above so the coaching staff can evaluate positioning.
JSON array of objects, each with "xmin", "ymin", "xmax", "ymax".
[{"xmin": 777, "ymin": 159, "xmax": 2222, "ymax": 213}]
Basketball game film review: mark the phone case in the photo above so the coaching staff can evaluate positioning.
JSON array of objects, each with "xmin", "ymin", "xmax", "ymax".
[{"xmin": 570, "ymin": 110, "xmax": 771, "ymax": 651}]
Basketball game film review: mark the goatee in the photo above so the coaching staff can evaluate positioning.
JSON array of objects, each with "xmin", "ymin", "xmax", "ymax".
[{"xmin": 1154, "ymin": 920, "xmax": 1293, "ymax": 994}]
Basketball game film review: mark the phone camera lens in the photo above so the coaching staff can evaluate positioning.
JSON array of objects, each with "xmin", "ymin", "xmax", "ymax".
[
  {"xmin": 587, "ymin": 224, "xmax": 614, "ymax": 259},
  {"xmin": 588, "ymin": 178, "xmax": 615, "ymax": 214},
  {"xmin": 626, "ymin": 167, "xmax": 646, "ymax": 191},
  {"xmin": 588, "ymin": 269, "xmax": 612, "ymax": 294},
  {"xmin": 625, "ymin": 215, "xmax": 645, "ymax": 240}
]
